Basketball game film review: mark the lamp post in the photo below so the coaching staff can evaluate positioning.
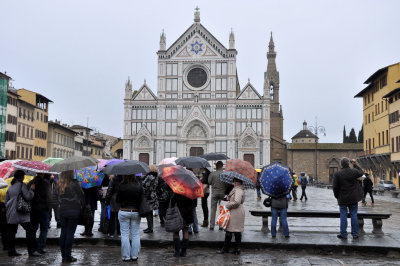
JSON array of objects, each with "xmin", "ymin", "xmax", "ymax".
[{"xmin": 308, "ymin": 117, "xmax": 326, "ymax": 183}]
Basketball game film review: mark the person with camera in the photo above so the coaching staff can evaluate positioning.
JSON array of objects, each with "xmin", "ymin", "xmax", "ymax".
[{"xmin": 333, "ymin": 158, "xmax": 364, "ymax": 240}]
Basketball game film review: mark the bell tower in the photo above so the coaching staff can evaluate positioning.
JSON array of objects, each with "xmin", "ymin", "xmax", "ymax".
[{"xmin": 264, "ymin": 32, "xmax": 286, "ymax": 164}]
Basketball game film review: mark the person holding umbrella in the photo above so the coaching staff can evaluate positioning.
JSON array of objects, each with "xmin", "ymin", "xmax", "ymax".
[
  {"xmin": 208, "ymin": 161, "xmax": 226, "ymax": 230},
  {"xmin": 142, "ymin": 165, "xmax": 159, "ymax": 233}
]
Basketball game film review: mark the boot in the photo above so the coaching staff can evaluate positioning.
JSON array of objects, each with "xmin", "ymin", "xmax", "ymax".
[
  {"xmin": 201, "ymin": 220, "xmax": 209, "ymax": 227},
  {"xmin": 180, "ymin": 239, "xmax": 189, "ymax": 257},
  {"xmin": 232, "ymin": 233, "xmax": 241, "ymax": 255},
  {"xmin": 216, "ymin": 232, "xmax": 232, "ymax": 254},
  {"xmin": 173, "ymin": 238, "xmax": 181, "ymax": 257}
]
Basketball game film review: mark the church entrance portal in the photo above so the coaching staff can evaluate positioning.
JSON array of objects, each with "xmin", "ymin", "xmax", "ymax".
[{"xmin": 190, "ymin": 147, "xmax": 204, "ymax": 157}]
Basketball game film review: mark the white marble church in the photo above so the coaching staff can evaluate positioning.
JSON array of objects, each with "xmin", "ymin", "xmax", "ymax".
[{"xmin": 123, "ymin": 9, "xmax": 282, "ymax": 168}]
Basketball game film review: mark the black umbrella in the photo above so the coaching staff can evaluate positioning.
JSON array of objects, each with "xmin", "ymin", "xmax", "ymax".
[
  {"xmin": 50, "ymin": 156, "xmax": 98, "ymax": 172},
  {"xmin": 175, "ymin": 157, "xmax": 210, "ymax": 169},
  {"xmin": 199, "ymin": 153, "xmax": 230, "ymax": 161},
  {"xmin": 102, "ymin": 160, "xmax": 150, "ymax": 176}
]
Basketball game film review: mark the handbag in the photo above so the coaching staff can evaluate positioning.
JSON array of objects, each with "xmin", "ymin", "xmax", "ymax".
[
  {"xmin": 263, "ymin": 197, "xmax": 272, "ymax": 208},
  {"xmin": 16, "ymin": 183, "xmax": 31, "ymax": 213},
  {"xmin": 271, "ymin": 196, "xmax": 288, "ymax": 209},
  {"xmin": 164, "ymin": 200, "xmax": 183, "ymax": 233},
  {"xmin": 139, "ymin": 193, "xmax": 152, "ymax": 218},
  {"xmin": 216, "ymin": 205, "xmax": 230, "ymax": 229}
]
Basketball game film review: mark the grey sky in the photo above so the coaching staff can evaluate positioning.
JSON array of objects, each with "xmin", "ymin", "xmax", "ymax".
[{"xmin": 1, "ymin": 0, "xmax": 399, "ymax": 142}]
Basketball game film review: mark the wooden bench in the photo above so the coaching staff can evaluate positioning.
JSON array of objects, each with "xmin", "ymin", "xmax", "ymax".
[
  {"xmin": 391, "ymin": 191, "xmax": 400, "ymax": 198},
  {"xmin": 249, "ymin": 210, "xmax": 391, "ymax": 235}
]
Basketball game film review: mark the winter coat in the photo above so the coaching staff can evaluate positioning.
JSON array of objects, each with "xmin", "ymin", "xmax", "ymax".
[
  {"xmin": 27, "ymin": 176, "xmax": 51, "ymax": 212},
  {"xmin": 49, "ymin": 178, "xmax": 59, "ymax": 206},
  {"xmin": 105, "ymin": 175, "xmax": 122, "ymax": 212},
  {"xmin": 83, "ymin": 186, "xmax": 98, "ymax": 211},
  {"xmin": 225, "ymin": 185, "xmax": 245, "ymax": 233},
  {"xmin": 142, "ymin": 172, "xmax": 159, "ymax": 210},
  {"xmin": 116, "ymin": 181, "xmax": 143, "ymax": 210},
  {"xmin": 363, "ymin": 177, "xmax": 373, "ymax": 192},
  {"xmin": 5, "ymin": 181, "xmax": 34, "ymax": 224},
  {"xmin": 59, "ymin": 179, "xmax": 84, "ymax": 217},
  {"xmin": 208, "ymin": 169, "xmax": 226, "ymax": 195},
  {"xmin": 171, "ymin": 193, "xmax": 196, "ymax": 225},
  {"xmin": 333, "ymin": 165, "xmax": 364, "ymax": 205},
  {"xmin": 156, "ymin": 176, "xmax": 173, "ymax": 202}
]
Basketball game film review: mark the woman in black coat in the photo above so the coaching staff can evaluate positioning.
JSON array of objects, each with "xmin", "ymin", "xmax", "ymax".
[
  {"xmin": 170, "ymin": 193, "xmax": 196, "ymax": 257},
  {"xmin": 105, "ymin": 175, "xmax": 122, "ymax": 236}
]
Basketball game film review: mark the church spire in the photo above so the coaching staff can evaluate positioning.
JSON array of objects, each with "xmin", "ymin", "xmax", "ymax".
[
  {"xmin": 194, "ymin": 6, "xmax": 200, "ymax": 23},
  {"xmin": 269, "ymin": 32, "xmax": 275, "ymax": 52},
  {"xmin": 264, "ymin": 31, "xmax": 279, "ymax": 108},
  {"xmin": 159, "ymin": 29, "xmax": 166, "ymax": 51},
  {"xmin": 125, "ymin": 76, "xmax": 132, "ymax": 99},
  {"xmin": 229, "ymin": 28, "xmax": 235, "ymax": 49}
]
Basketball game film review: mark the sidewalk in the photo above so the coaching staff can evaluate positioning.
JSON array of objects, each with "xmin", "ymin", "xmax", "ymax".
[{"xmin": 15, "ymin": 187, "xmax": 400, "ymax": 253}]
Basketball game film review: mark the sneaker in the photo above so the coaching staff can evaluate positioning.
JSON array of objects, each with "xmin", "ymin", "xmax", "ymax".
[
  {"xmin": 353, "ymin": 235, "xmax": 359, "ymax": 240},
  {"xmin": 337, "ymin": 234, "xmax": 347, "ymax": 240},
  {"xmin": 131, "ymin": 257, "xmax": 138, "ymax": 261},
  {"xmin": 65, "ymin": 256, "xmax": 77, "ymax": 262},
  {"xmin": 143, "ymin": 228, "xmax": 153, "ymax": 233}
]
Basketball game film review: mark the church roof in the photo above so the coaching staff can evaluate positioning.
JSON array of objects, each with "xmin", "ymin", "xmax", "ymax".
[{"xmin": 292, "ymin": 129, "xmax": 318, "ymax": 140}]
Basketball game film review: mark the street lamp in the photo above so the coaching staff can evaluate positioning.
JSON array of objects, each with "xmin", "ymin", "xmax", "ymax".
[{"xmin": 308, "ymin": 117, "xmax": 326, "ymax": 183}]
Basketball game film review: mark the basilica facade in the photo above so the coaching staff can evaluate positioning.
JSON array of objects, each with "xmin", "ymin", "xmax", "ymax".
[{"xmin": 123, "ymin": 9, "xmax": 284, "ymax": 169}]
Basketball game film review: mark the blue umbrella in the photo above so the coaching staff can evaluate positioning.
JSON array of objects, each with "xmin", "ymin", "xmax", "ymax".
[{"xmin": 260, "ymin": 162, "xmax": 293, "ymax": 198}]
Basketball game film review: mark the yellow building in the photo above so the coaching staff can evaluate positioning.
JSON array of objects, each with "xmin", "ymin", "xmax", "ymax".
[
  {"xmin": 356, "ymin": 62, "xmax": 400, "ymax": 187},
  {"xmin": 16, "ymin": 99, "xmax": 35, "ymax": 160},
  {"xmin": 17, "ymin": 89, "xmax": 52, "ymax": 161}
]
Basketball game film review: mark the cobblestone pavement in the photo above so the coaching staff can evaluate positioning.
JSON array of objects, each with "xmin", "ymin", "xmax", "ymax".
[{"xmin": 2, "ymin": 245, "xmax": 400, "ymax": 266}]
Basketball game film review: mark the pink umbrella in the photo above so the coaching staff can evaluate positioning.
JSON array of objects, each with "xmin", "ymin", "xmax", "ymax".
[
  {"xmin": 12, "ymin": 161, "xmax": 58, "ymax": 174},
  {"xmin": 96, "ymin": 159, "xmax": 108, "ymax": 171},
  {"xmin": 0, "ymin": 160, "xmax": 20, "ymax": 179}
]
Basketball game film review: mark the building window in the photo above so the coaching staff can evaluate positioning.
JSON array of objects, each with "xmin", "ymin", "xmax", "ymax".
[
  {"xmin": 201, "ymin": 106, "xmax": 211, "ymax": 119},
  {"xmin": 166, "ymin": 78, "xmax": 178, "ymax": 91},
  {"xmin": 165, "ymin": 122, "xmax": 177, "ymax": 135},
  {"xmin": 216, "ymin": 122, "xmax": 227, "ymax": 136},
  {"xmin": 182, "ymin": 93, "xmax": 193, "ymax": 99},
  {"xmin": 216, "ymin": 62, "xmax": 227, "ymax": 75},
  {"xmin": 165, "ymin": 108, "xmax": 178, "ymax": 120},
  {"xmin": 216, "ymin": 93, "xmax": 227, "ymax": 99},
  {"xmin": 166, "ymin": 63, "xmax": 178, "ymax": 76},
  {"xmin": 199, "ymin": 93, "xmax": 211, "ymax": 99},
  {"xmin": 165, "ymin": 93, "xmax": 178, "ymax": 99},
  {"xmin": 215, "ymin": 78, "xmax": 227, "ymax": 91},
  {"xmin": 215, "ymin": 141, "xmax": 227, "ymax": 155},
  {"xmin": 215, "ymin": 108, "xmax": 227, "ymax": 120},
  {"xmin": 182, "ymin": 106, "xmax": 191, "ymax": 119},
  {"xmin": 165, "ymin": 140, "xmax": 177, "ymax": 158}
]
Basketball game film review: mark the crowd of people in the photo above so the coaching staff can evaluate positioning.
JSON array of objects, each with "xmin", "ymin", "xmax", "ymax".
[{"xmin": 0, "ymin": 157, "xmax": 378, "ymax": 262}]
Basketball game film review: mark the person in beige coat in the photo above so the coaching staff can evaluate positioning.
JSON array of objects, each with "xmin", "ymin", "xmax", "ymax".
[{"xmin": 217, "ymin": 178, "xmax": 245, "ymax": 255}]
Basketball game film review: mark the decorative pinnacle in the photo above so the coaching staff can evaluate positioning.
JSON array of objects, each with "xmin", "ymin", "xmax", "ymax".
[
  {"xmin": 194, "ymin": 6, "xmax": 200, "ymax": 22},
  {"xmin": 269, "ymin": 31, "xmax": 275, "ymax": 50}
]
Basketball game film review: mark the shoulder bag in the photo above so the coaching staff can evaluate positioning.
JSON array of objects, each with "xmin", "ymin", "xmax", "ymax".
[
  {"xmin": 139, "ymin": 192, "xmax": 152, "ymax": 218},
  {"xmin": 263, "ymin": 196, "xmax": 272, "ymax": 208},
  {"xmin": 164, "ymin": 199, "xmax": 183, "ymax": 233},
  {"xmin": 16, "ymin": 183, "xmax": 31, "ymax": 213}
]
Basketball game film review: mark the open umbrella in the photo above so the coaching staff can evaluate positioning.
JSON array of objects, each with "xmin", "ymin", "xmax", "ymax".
[
  {"xmin": 160, "ymin": 165, "xmax": 204, "ymax": 199},
  {"xmin": 175, "ymin": 157, "xmax": 210, "ymax": 169},
  {"xmin": 75, "ymin": 166, "xmax": 105, "ymax": 189},
  {"xmin": 50, "ymin": 156, "xmax": 98, "ymax": 172},
  {"xmin": 225, "ymin": 159, "xmax": 257, "ymax": 184},
  {"xmin": 102, "ymin": 160, "xmax": 149, "ymax": 176},
  {"xmin": 0, "ymin": 160, "xmax": 20, "ymax": 179},
  {"xmin": 219, "ymin": 171, "xmax": 255, "ymax": 189},
  {"xmin": 260, "ymin": 162, "xmax": 293, "ymax": 198},
  {"xmin": 199, "ymin": 153, "xmax": 230, "ymax": 161},
  {"xmin": 0, "ymin": 175, "xmax": 34, "ymax": 203},
  {"xmin": 12, "ymin": 161, "xmax": 58, "ymax": 174},
  {"xmin": 42, "ymin": 157, "xmax": 64, "ymax": 166}
]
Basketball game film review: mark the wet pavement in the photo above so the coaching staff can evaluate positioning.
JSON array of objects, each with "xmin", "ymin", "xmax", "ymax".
[
  {"xmin": 10, "ymin": 186, "xmax": 400, "ymax": 261},
  {"xmin": 2, "ymin": 245, "xmax": 400, "ymax": 265}
]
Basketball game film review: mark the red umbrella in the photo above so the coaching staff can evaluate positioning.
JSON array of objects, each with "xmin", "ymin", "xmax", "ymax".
[
  {"xmin": 12, "ymin": 161, "xmax": 58, "ymax": 174},
  {"xmin": 161, "ymin": 165, "xmax": 204, "ymax": 200},
  {"xmin": 0, "ymin": 160, "xmax": 19, "ymax": 179},
  {"xmin": 225, "ymin": 159, "xmax": 257, "ymax": 184}
]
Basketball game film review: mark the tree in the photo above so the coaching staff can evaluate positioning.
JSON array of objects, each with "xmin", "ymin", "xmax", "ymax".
[
  {"xmin": 343, "ymin": 126, "xmax": 348, "ymax": 143},
  {"xmin": 348, "ymin": 128, "xmax": 358, "ymax": 143},
  {"xmin": 358, "ymin": 125, "xmax": 363, "ymax": 143}
]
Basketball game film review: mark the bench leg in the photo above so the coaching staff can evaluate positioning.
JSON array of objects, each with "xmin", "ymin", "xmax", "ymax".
[
  {"xmin": 372, "ymin": 218, "xmax": 384, "ymax": 234},
  {"xmin": 358, "ymin": 217, "xmax": 365, "ymax": 235},
  {"xmin": 261, "ymin": 216, "xmax": 270, "ymax": 233}
]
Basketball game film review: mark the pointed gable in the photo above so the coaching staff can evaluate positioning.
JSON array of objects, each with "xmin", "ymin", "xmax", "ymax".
[
  {"xmin": 132, "ymin": 84, "xmax": 157, "ymax": 101},
  {"xmin": 237, "ymin": 82, "xmax": 262, "ymax": 100},
  {"xmin": 166, "ymin": 23, "xmax": 228, "ymax": 59},
  {"xmin": 181, "ymin": 105, "xmax": 213, "ymax": 138}
]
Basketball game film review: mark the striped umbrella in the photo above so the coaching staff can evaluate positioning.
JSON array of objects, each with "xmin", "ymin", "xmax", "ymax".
[{"xmin": 219, "ymin": 171, "xmax": 255, "ymax": 189}]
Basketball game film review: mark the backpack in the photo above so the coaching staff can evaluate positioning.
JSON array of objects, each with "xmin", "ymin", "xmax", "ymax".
[{"xmin": 300, "ymin": 177, "xmax": 307, "ymax": 186}]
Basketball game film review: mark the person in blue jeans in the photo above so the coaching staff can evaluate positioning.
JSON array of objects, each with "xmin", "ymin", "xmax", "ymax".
[
  {"xmin": 116, "ymin": 174, "xmax": 143, "ymax": 262},
  {"xmin": 333, "ymin": 158, "xmax": 364, "ymax": 240},
  {"xmin": 270, "ymin": 194, "xmax": 290, "ymax": 238},
  {"xmin": 58, "ymin": 170, "xmax": 84, "ymax": 263}
]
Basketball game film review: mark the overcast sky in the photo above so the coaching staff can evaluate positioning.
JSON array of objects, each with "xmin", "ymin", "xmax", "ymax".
[{"xmin": 1, "ymin": 0, "xmax": 399, "ymax": 142}]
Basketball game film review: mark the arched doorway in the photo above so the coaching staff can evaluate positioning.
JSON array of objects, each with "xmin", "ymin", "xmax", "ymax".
[{"xmin": 190, "ymin": 147, "xmax": 204, "ymax": 156}]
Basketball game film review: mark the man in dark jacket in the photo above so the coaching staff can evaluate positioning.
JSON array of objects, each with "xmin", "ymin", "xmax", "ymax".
[
  {"xmin": 48, "ymin": 175, "xmax": 60, "ymax": 228},
  {"xmin": 333, "ymin": 158, "xmax": 364, "ymax": 240},
  {"xmin": 362, "ymin": 173, "xmax": 374, "ymax": 206},
  {"xmin": 29, "ymin": 173, "xmax": 52, "ymax": 254}
]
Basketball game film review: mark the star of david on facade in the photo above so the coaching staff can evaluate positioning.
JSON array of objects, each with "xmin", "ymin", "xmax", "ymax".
[{"xmin": 191, "ymin": 41, "xmax": 203, "ymax": 54}]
